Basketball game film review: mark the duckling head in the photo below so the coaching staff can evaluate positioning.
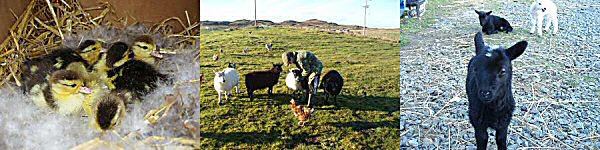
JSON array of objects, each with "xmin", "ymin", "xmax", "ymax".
[
  {"xmin": 132, "ymin": 35, "xmax": 163, "ymax": 64},
  {"xmin": 105, "ymin": 42, "xmax": 132, "ymax": 68},
  {"xmin": 78, "ymin": 40, "xmax": 106, "ymax": 65},
  {"xmin": 50, "ymin": 70, "xmax": 93, "ymax": 96},
  {"xmin": 95, "ymin": 91, "xmax": 127, "ymax": 131}
]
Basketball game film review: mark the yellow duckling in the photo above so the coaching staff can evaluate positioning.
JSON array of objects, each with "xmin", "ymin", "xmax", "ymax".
[
  {"xmin": 131, "ymin": 35, "xmax": 163, "ymax": 65},
  {"xmin": 29, "ymin": 68, "xmax": 93, "ymax": 115},
  {"xmin": 77, "ymin": 40, "xmax": 106, "ymax": 67},
  {"xmin": 22, "ymin": 40, "xmax": 103, "ymax": 93}
]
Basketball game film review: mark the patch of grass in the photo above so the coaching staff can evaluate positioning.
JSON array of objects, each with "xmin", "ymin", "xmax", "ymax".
[
  {"xmin": 400, "ymin": 0, "xmax": 451, "ymax": 34},
  {"xmin": 199, "ymin": 27, "xmax": 399, "ymax": 149}
]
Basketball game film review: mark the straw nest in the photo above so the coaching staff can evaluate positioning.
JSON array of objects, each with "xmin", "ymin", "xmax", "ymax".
[
  {"xmin": 0, "ymin": 0, "xmax": 200, "ymax": 87},
  {"xmin": 0, "ymin": 0, "xmax": 201, "ymax": 148}
]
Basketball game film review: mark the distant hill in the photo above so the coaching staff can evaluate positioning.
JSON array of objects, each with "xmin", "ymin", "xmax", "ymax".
[{"xmin": 201, "ymin": 19, "xmax": 364, "ymax": 30}]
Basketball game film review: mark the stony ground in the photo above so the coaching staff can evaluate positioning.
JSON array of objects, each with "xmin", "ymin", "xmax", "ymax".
[{"xmin": 401, "ymin": 0, "xmax": 600, "ymax": 149}]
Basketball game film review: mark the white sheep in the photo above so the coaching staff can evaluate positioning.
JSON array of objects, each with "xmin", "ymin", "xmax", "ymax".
[
  {"xmin": 285, "ymin": 68, "xmax": 307, "ymax": 98},
  {"xmin": 213, "ymin": 67, "xmax": 240, "ymax": 104}
]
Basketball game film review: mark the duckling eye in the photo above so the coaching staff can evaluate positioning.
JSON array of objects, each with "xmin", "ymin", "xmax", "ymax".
[
  {"xmin": 137, "ymin": 45, "xmax": 149, "ymax": 50},
  {"xmin": 63, "ymin": 84, "xmax": 76, "ymax": 87}
]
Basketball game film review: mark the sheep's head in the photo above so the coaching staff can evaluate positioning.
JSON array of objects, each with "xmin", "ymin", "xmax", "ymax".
[
  {"xmin": 272, "ymin": 63, "xmax": 283, "ymax": 74},
  {"xmin": 474, "ymin": 10, "xmax": 492, "ymax": 26},
  {"xmin": 470, "ymin": 32, "xmax": 527, "ymax": 102},
  {"xmin": 214, "ymin": 71, "xmax": 226, "ymax": 83},
  {"xmin": 289, "ymin": 68, "xmax": 302, "ymax": 80}
]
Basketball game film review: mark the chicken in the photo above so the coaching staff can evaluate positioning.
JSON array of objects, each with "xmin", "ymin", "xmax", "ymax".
[
  {"xmin": 265, "ymin": 43, "xmax": 273, "ymax": 51},
  {"xmin": 212, "ymin": 54, "xmax": 219, "ymax": 61},
  {"xmin": 290, "ymin": 99, "xmax": 315, "ymax": 127}
]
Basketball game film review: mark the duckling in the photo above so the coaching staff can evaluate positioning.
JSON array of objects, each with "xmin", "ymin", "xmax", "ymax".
[
  {"xmin": 92, "ymin": 42, "xmax": 132, "ymax": 76},
  {"xmin": 107, "ymin": 59, "xmax": 169, "ymax": 100},
  {"xmin": 77, "ymin": 40, "xmax": 106, "ymax": 67},
  {"xmin": 21, "ymin": 40, "xmax": 103, "ymax": 93},
  {"xmin": 94, "ymin": 90, "xmax": 128, "ymax": 132},
  {"xmin": 131, "ymin": 35, "xmax": 163, "ymax": 65},
  {"xmin": 29, "ymin": 69, "xmax": 93, "ymax": 115}
]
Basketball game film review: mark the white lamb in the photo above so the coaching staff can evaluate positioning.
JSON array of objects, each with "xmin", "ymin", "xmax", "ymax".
[
  {"xmin": 214, "ymin": 67, "xmax": 240, "ymax": 105},
  {"xmin": 286, "ymin": 68, "xmax": 303, "ymax": 91},
  {"xmin": 285, "ymin": 68, "xmax": 307, "ymax": 99},
  {"xmin": 529, "ymin": 0, "xmax": 558, "ymax": 36}
]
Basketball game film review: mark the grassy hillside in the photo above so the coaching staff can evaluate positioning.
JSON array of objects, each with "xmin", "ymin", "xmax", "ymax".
[{"xmin": 199, "ymin": 27, "xmax": 400, "ymax": 149}]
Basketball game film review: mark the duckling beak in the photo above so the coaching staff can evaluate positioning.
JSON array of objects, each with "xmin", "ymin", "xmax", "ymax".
[
  {"xmin": 150, "ymin": 50, "xmax": 164, "ymax": 59},
  {"xmin": 79, "ymin": 86, "xmax": 93, "ymax": 94},
  {"xmin": 100, "ymin": 48, "xmax": 108, "ymax": 53}
]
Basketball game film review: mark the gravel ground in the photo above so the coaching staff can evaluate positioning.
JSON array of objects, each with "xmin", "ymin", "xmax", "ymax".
[{"xmin": 401, "ymin": 0, "xmax": 600, "ymax": 149}]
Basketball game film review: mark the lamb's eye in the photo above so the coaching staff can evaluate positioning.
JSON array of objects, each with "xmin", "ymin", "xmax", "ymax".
[{"xmin": 499, "ymin": 68, "xmax": 506, "ymax": 76}]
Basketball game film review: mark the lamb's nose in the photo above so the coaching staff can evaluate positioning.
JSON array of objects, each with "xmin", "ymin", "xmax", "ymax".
[{"xmin": 480, "ymin": 90, "xmax": 492, "ymax": 97}]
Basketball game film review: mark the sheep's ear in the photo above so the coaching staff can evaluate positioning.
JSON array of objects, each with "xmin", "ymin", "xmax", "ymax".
[
  {"xmin": 486, "ymin": 11, "xmax": 492, "ymax": 15},
  {"xmin": 474, "ymin": 32, "xmax": 485, "ymax": 54},
  {"xmin": 506, "ymin": 41, "xmax": 527, "ymax": 60},
  {"xmin": 474, "ymin": 10, "xmax": 479, "ymax": 14}
]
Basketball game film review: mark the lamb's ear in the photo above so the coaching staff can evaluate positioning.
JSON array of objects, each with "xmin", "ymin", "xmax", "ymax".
[
  {"xmin": 506, "ymin": 41, "xmax": 527, "ymax": 60},
  {"xmin": 474, "ymin": 32, "xmax": 485, "ymax": 54},
  {"xmin": 474, "ymin": 10, "xmax": 479, "ymax": 14},
  {"xmin": 486, "ymin": 11, "xmax": 492, "ymax": 15}
]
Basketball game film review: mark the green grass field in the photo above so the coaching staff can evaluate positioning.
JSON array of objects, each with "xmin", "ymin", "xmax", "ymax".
[{"xmin": 199, "ymin": 27, "xmax": 400, "ymax": 149}]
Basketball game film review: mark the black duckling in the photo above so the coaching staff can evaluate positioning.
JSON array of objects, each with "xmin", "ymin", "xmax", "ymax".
[
  {"xmin": 94, "ymin": 90, "xmax": 128, "ymax": 131},
  {"xmin": 107, "ymin": 59, "xmax": 169, "ymax": 100}
]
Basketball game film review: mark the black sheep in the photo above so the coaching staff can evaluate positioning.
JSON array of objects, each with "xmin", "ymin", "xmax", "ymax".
[
  {"xmin": 320, "ymin": 70, "xmax": 344, "ymax": 104},
  {"xmin": 475, "ymin": 10, "xmax": 513, "ymax": 35},
  {"xmin": 467, "ymin": 32, "xmax": 526, "ymax": 149},
  {"xmin": 245, "ymin": 64, "xmax": 283, "ymax": 101}
]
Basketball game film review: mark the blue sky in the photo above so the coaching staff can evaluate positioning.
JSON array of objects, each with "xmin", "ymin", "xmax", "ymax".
[{"xmin": 200, "ymin": 0, "xmax": 399, "ymax": 28}]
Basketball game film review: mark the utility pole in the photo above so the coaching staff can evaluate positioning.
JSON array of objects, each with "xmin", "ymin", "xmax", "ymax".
[
  {"xmin": 363, "ymin": 0, "xmax": 369, "ymax": 35},
  {"xmin": 254, "ymin": 0, "xmax": 257, "ymax": 26}
]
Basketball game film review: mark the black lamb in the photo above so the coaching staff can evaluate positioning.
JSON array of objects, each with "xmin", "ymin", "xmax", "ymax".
[
  {"xmin": 475, "ymin": 10, "xmax": 513, "ymax": 35},
  {"xmin": 320, "ymin": 70, "xmax": 344, "ymax": 104},
  {"xmin": 245, "ymin": 64, "xmax": 283, "ymax": 101},
  {"xmin": 467, "ymin": 32, "xmax": 527, "ymax": 150}
]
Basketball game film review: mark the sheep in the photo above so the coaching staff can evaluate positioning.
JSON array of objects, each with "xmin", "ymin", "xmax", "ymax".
[
  {"xmin": 320, "ymin": 70, "xmax": 344, "ymax": 104},
  {"xmin": 213, "ymin": 66, "xmax": 240, "ymax": 105},
  {"xmin": 467, "ymin": 32, "xmax": 527, "ymax": 149},
  {"xmin": 475, "ymin": 10, "xmax": 513, "ymax": 35},
  {"xmin": 285, "ymin": 68, "xmax": 308, "ymax": 99},
  {"xmin": 244, "ymin": 64, "xmax": 283, "ymax": 101}
]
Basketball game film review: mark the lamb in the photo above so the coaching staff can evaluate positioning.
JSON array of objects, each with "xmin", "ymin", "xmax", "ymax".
[
  {"xmin": 467, "ymin": 32, "xmax": 527, "ymax": 149},
  {"xmin": 285, "ymin": 68, "xmax": 308, "ymax": 99},
  {"xmin": 213, "ymin": 66, "xmax": 240, "ymax": 105},
  {"xmin": 244, "ymin": 64, "xmax": 283, "ymax": 101},
  {"xmin": 529, "ymin": 0, "xmax": 558, "ymax": 36},
  {"xmin": 320, "ymin": 70, "xmax": 344, "ymax": 104},
  {"xmin": 475, "ymin": 10, "xmax": 513, "ymax": 35}
]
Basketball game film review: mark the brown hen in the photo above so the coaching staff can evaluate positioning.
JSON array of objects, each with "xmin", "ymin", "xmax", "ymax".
[{"xmin": 291, "ymin": 99, "xmax": 315, "ymax": 127}]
